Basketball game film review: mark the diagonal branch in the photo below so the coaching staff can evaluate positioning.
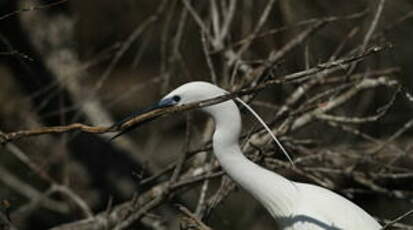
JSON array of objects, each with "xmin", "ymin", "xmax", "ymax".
[{"xmin": 0, "ymin": 44, "xmax": 389, "ymax": 145}]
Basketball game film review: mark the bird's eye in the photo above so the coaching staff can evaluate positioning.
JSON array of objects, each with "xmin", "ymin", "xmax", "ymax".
[{"xmin": 172, "ymin": 95, "xmax": 181, "ymax": 102}]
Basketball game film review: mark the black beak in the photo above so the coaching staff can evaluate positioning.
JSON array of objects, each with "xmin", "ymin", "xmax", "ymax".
[{"xmin": 108, "ymin": 97, "xmax": 177, "ymax": 141}]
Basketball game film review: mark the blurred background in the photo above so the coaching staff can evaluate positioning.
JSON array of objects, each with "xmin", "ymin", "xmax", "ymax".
[{"xmin": 1, "ymin": 0, "xmax": 413, "ymax": 229}]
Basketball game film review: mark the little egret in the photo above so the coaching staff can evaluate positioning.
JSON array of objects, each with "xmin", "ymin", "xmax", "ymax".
[{"xmin": 113, "ymin": 81, "xmax": 381, "ymax": 229}]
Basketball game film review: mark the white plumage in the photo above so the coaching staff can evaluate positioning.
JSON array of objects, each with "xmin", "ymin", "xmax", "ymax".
[{"xmin": 151, "ymin": 81, "xmax": 382, "ymax": 229}]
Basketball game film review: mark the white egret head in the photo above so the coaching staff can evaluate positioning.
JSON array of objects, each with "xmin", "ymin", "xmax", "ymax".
[
  {"xmin": 109, "ymin": 82, "xmax": 230, "ymax": 141},
  {"xmin": 159, "ymin": 81, "xmax": 227, "ymax": 107}
]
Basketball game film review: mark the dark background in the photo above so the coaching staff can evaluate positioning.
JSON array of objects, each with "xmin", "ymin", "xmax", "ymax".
[{"xmin": 1, "ymin": 0, "xmax": 413, "ymax": 229}]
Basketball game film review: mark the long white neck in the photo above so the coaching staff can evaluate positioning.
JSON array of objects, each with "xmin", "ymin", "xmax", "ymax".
[{"xmin": 205, "ymin": 100, "xmax": 297, "ymax": 219}]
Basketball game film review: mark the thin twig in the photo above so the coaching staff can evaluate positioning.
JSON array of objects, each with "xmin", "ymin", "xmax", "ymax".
[
  {"xmin": 177, "ymin": 205, "xmax": 213, "ymax": 230},
  {"xmin": 0, "ymin": 0, "xmax": 68, "ymax": 21},
  {"xmin": 381, "ymin": 209, "xmax": 413, "ymax": 229}
]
